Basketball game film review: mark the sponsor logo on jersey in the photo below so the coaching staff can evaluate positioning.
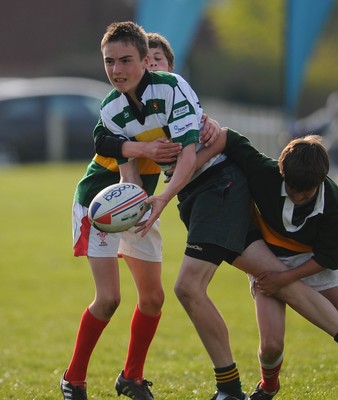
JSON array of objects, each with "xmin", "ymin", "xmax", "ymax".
[
  {"xmin": 173, "ymin": 122, "xmax": 193, "ymax": 134},
  {"xmin": 173, "ymin": 104, "xmax": 189, "ymax": 119}
]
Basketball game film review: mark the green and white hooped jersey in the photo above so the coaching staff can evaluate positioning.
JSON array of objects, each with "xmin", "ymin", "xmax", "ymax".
[{"xmin": 100, "ymin": 70, "xmax": 203, "ymax": 173}]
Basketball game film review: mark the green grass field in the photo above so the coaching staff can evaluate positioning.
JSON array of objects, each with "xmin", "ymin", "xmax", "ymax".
[{"xmin": 0, "ymin": 163, "xmax": 337, "ymax": 399}]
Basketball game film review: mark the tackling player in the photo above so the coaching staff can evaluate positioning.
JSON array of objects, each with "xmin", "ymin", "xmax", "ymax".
[{"xmin": 195, "ymin": 129, "xmax": 338, "ymax": 399}]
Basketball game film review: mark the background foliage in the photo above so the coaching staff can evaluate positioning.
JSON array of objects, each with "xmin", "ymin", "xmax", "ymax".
[
  {"xmin": 1, "ymin": 0, "xmax": 338, "ymax": 117},
  {"xmin": 189, "ymin": 0, "xmax": 338, "ymax": 115}
]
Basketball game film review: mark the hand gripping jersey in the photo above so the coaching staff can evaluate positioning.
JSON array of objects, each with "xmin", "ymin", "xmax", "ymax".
[
  {"xmin": 76, "ymin": 70, "xmax": 226, "ymax": 209},
  {"xmin": 100, "ymin": 70, "xmax": 202, "ymax": 172}
]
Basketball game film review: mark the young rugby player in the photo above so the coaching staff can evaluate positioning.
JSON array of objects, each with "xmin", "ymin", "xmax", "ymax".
[
  {"xmin": 195, "ymin": 129, "xmax": 338, "ymax": 399},
  {"xmin": 60, "ymin": 27, "xmax": 219, "ymax": 400}
]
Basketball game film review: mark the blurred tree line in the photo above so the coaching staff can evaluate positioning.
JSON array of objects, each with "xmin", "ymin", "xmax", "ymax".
[{"xmin": 189, "ymin": 0, "xmax": 338, "ymax": 117}]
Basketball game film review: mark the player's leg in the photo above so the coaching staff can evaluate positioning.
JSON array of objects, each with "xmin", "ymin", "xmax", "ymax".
[
  {"xmin": 175, "ymin": 160, "xmax": 251, "ymax": 367},
  {"xmin": 64, "ymin": 258, "xmax": 120, "ymax": 384},
  {"xmin": 175, "ymin": 255, "xmax": 234, "ymax": 366},
  {"xmin": 175, "ymin": 254, "xmax": 246, "ymax": 400},
  {"xmin": 125, "ymin": 256, "xmax": 164, "ymax": 316},
  {"xmin": 234, "ymin": 240, "xmax": 338, "ymax": 338},
  {"xmin": 122, "ymin": 255, "xmax": 163, "ymax": 380},
  {"xmin": 88, "ymin": 256, "xmax": 121, "ymax": 319},
  {"xmin": 114, "ymin": 219, "xmax": 163, "ymax": 400},
  {"xmin": 61, "ymin": 203, "xmax": 121, "ymax": 400},
  {"xmin": 175, "ymin": 161, "xmax": 250, "ymax": 399},
  {"xmin": 320, "ymin": 286, "xmax": 338, "ymax": 309},
  {"xmin": 249, "ymin": 284, "xmax": 285, "ymax": 399}
]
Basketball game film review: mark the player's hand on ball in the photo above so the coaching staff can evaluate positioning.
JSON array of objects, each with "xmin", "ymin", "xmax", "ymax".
[
  {"xmin": 135, "ymin": 195, "xmax": 168, "ymax": 236},
  {"xmin": 88, "ymin": 183, "xmax": 147, "ymax": 233}
]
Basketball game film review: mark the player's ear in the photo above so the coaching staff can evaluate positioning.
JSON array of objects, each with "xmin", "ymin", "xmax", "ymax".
[{"xmin": 143, "ymin": 55, "xmax": 150, "ymax": 69}]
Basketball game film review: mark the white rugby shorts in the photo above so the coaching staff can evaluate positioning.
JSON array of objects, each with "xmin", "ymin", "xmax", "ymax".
[
  {"xmin": 72, "ymin": 201, "xmax": 162, "ymax": 262},
  {"xmin": 278, "ymin": 252, "xmax": 338, "ymax": 292},
  {"xmin": 249, "ymin": 252, "xmax": 338, "ymax": 294}
]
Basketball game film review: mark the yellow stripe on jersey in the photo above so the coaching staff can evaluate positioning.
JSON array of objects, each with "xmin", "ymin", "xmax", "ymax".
[
  {"xmin": 93, "ymin": 154, "xmax": 161, "ymax": 175},
  {"xmin": 136, "ymin": 158, "xmax": 161, "ymax": 174},
  {"xmin": 134, "ymin": 127, "xmax": 167, "ymax": 142},
  {"xmin": 93, "ymin": 155, "xmax": 119, "ymax": 172},
  {"xmin": 253, "ymin": 205, "xmax": 312, "ymax": 253}
]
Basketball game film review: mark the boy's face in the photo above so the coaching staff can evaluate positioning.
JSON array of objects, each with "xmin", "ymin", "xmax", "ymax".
[
  {"xmin": 148, "ymin": 47, "xmax": 172, "ymax": 72},
  {"xmin": 103, "ymin": 41, "xmax": 149, "ymax": 96},
  {"xmin": 285, "ymin": 184, "xmax": 318, "ymax": 206}
]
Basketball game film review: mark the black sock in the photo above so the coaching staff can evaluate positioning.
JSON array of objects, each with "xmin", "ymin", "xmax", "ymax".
[
  {"xmin": 334, "ymin": 332, "xmax": 338, "ymax": 343},
  {"xmin": 214, "ymin": 363, "xmax": 243, "ymax": 399}
]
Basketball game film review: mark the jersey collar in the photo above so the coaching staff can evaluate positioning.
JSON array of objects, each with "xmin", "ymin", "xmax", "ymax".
[
  {"xmin": 281, "ymin": 181, "xmax": 325, "ymax": 232},
  {"xmin": 135, "ymin": 69, "xmax": 151, "ymax": 102}
]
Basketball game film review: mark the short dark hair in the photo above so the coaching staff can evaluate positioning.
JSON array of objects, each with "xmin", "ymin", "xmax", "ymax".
[
  {"xmin": 101, "ymin": 21, "xmax": 148, "ymax": 60},
  {"xmin": 278, "ymin": 135, "xmax": 329, "ymax": 191},
  {"xmin": 147, "ymin": 32, "xmax": 174, "ymax": 70}
]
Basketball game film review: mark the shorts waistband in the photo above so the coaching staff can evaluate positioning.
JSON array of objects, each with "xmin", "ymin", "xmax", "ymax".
[{"xmin": 179, "ymin": 158, "xmax": 233, "ymax": 195}]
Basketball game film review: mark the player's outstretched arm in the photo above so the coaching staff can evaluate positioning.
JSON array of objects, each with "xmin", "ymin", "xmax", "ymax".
[{"xmin": 136, "ymin": 143, "xmax": 196, "ymax": 237}]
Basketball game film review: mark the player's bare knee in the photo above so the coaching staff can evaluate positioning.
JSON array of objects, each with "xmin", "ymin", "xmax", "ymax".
[
  {"xmin": 174, "ymin": 280, "xmax": 194, "ymax": 306},
  {"xmin": 260, "ymin": 337, "xmax": 284, "ymax": 361},
  {"xmin": 98, "ymin": 295, "xmax": 121, "ymax": 319},
  {"xmin": 139, "ymin": 289, "xmax": 164, "ymax": 314}
]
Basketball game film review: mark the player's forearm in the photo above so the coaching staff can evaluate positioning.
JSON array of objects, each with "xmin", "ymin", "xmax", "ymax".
[
  {"xmin": 121, "ymin": 141, "xmax": 150, "ymax": 158},
  {"xmin": 285, "ymin": 258, "xmax": 325, "ymax": 283},
  {"xmin": 136, "ymin": 145, "xmax": 196, "ymax": 238},
  {"xmin": 95, "ymin": 134, "xmax": 125, "ymax": 158},
  {"xmin": 121, "ymin": 139, "xmax": 182, "ymax": 163},
  {"xmin": 159, "ymin": 144, "xmax": 196, "ymax": 203},
  {"xmin": 119, "ymin": 160, "xmax": 143, "ymax": 187}
]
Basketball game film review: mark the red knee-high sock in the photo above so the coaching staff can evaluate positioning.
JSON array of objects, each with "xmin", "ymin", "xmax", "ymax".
[
  {"xmin": 259, "ymin": 354, "xmax": 283, "ymax": 393},
  {"xmin": 65, "ymin": 307, "xmax": 109, "ymax": 384},
  {"xmin": 123, "ymin": 305, "xmax": 161, "ymax": 381}
]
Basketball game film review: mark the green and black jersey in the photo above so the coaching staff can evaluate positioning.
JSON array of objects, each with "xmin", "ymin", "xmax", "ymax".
[{"xmin": 225, "ymin": 129, "xmax": 338, "ymax": 270}]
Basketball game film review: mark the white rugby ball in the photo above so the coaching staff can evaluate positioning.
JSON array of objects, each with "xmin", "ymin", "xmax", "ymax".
[{"xmin": 88, "ymin": 183, "xmax": 148, "ymax": 233}]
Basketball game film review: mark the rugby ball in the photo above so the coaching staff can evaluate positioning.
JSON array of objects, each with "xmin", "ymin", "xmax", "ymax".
[{"xmin": 88, "ymin": 183, "xmax": 148, "ymax": 233}]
